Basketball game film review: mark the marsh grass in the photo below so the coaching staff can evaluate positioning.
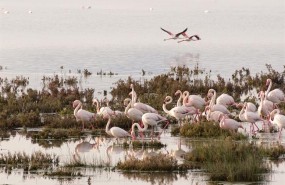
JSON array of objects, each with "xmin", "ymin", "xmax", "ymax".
[
  {"xmin": 30, "ymin": 128, "xmax": 83, "ymax": 140},
  {"xmin": 0, "ymin": 151, "xmax": 59, "ymax": 171},
  {"xmin": 117, "ymin": 153, "xmax": 187, "ymax": 171},
  {"xmin": 185, "ymin": 140, "xmax": 270, "ymax": 181},
  {"xmin": 179, "ymin": 121, "xmax": 247, "ymax": 140},
  {"xmin": 44, "ymin": 167, "xmax": 82, "ymax": 177},
  {"xmin": 123, "ymin": 140, "xmax": 166, "ymax": 149}
]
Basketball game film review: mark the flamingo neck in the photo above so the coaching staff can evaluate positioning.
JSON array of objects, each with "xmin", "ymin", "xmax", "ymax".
[
  {"xmin": 176, "ymin": 91, "xmax": 183, "ymax": 106},
  {"xmin": 125, "ymin": 101, "xmax": 132, "ymax": 115},
  {"xmin": 162, "ymin": 97, "xmax": 172, "ymax": 114},
  {"xmin": 182, "ymin": 91, "xmax": 189, "ymax": 106},
  {"xmin": 209, "ymin": 90, "xmax": 216, "ymax": 108},
  {"xmin": 132, "ymin": 122, "xmax": 148, "ymax": 132},
  {"xmin": 265, "ymin": 80, "xmax": 272, "ymax": 97},
  {"xmin": 94, "ymin": 99, "xmax": 100, "ymax": 113},
  {"xmin": 105, "ymin": 117, "xmax": 111, "ymax": 135},
  {"xmin": 74, "ymin": 101, "xmax": 82, "ymax": 117}
]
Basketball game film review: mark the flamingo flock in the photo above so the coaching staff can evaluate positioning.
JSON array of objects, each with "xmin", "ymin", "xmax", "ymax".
[
  {"xmin": 72, "ymin": 78, "xmax": 285, "ymax": 140},
  {"xmin": 161, "ymin": 27, "xmax": 201, "ymax": 44}
]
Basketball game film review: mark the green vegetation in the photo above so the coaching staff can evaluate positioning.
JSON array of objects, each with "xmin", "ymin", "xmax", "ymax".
[
  {"xmin": 123, "ymin": 140, "xmax": 166, "ymax": 149},
  {"xmin": 117, "ymin": 153, "xmax": 187, "ymax": 171},
  {"xmin": 179, "ymin": 121, "xmax": 248, "ymax": 140},
  {"xmin": 184, "ymin": 140, "xmax": 276, "ymax": 181}
]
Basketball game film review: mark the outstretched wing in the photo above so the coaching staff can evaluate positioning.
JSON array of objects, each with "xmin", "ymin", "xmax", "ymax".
[
  {"xmin": 175, "ymin": 28, "xmax": 188, "ymax": 37},
  {"xmin": 161, "ymin": 27, "xmax": 174, "ymax": 36},
  {"xmin": 189, "ymin": 35, "xmax": 201, "ymax": 40}
]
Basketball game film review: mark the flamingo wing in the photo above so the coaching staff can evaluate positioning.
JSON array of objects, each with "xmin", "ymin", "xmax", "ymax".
[
  {"xmin": 110, "ymin": 127, "xmax": 130, "ymax": 138},
  {"xmin": 161, "ymin": 27, "xmax": 174, "ymax": 36},
  {"xmin": 175, "ymin": 28, "xmax": 188, "ymax": 37}
]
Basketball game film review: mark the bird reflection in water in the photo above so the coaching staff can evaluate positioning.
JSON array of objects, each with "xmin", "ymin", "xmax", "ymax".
[{"xmin": 73, "ymin": 137, "xmax": 102, "ymax": 161}]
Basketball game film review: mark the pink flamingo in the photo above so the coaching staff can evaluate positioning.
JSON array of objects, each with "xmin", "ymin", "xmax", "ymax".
[
  {"xmin": 243, "ymin": 102, "xmax": 263, "ymax": 134},
  {"xmin": 269, "ymin": 109, "xmax": 285, "ymax": 138},
  {"xmin": 207, "ymin": 89, "xmax": 232, "ymax": 115},
  {"xmin": 265, "ymin": 78, "xmax": 285, "ymax": 104},
  {"xmin": 216, "ymin": 93, "xmax": 238, "ymax": 108},
  {"xmin": 219, "ymin": 114, "xmax": 244, "ymax": 132},
  {"xmin": 130, "ymin": 84, "xmax": 158, "ymax": 114},
  {"xmin": 204, "ymin": 105, "xmax": 224, "ymax": 123},
  {"xmin": 177, "ymin": 34, "xmax": 201, "ymax": 43},
  {"xmin": 160, "ymin": 27, "xmax": 188, "ymax": 41},
  {"xmin": 163, "ymin": 96, "xmax": 199, "ymax": 126},
  {"xmin": 73, "ymin": 100, "xmax": 97, "ymax": 130},
  {"xmin": 174, "ymin": 90, "xmax": 184, "ymax": 106},
  {"xmin": 92, "ymin": 98, "xmax": 115, "ymax": 117},
  {"xmin": 182, "ymin": 91, "xmax": 206, "ymax": 110}
]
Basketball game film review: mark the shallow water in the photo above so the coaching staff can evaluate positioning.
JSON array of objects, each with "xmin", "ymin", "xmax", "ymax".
[{"xmin": 1, "ymin": 125, "xmax": 285, "ymax": 185}]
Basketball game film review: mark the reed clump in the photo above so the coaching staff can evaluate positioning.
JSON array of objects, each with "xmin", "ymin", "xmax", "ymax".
[
  {"xmin": 0, "ymin": 151, "xmax": 59, "ymax": 171},
  {"xmin": 123, "ymin": 140, "xmax": 166, "ymax": 149},
  {"xmin": 117, "ymin": 153, "xmax": 187, "ymax": 171},
  {"xmin": 184, "ymin": 140, "xmax": 270, "ymax": 181},
  {"xmin": 179, "ymin": 121, "xmax": 247, "ymax": 140},
  {"xmin": 31, "ymin": 128, "xmax": 83, "ymax": 140}
]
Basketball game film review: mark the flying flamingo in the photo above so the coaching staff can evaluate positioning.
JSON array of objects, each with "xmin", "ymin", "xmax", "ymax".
[
  {"xmin": 269, "ymin": 109, "xmax": 285, "ymax": 138},
  {"xmin": 177, "ymin": 34, "xmax": 201, "ymax": 43},
  {"xmin": 73, "ymin": 100, "xmax": 97, "ymax": 130},
  {"xmin": 105, "ymin": 114, "xmax": 131, "ymax": 142},
  {"xmin": 131, "ymin": 112, "xmax": 168, "ymax": 140},
  {"xmin": 130, "ymin": 84, "xmax": 158, "ymax": 113},
  {"xmin": 163, "ymin": 96, "xmax": 198, "ymax": 126},
  {"xmin": 265, "ymin": 78, "xmax": 285, "ymax": 104},
  {"xmin": 219, "ymin": 114, "xmax": 244, "ymax": 132},
  {"xmin": 207, "ymin": 89, "xmax": 232, "ymax": 115},
  {"xmin": 160, "ymin": 27, "xmax": 188, "ymax": 41}
]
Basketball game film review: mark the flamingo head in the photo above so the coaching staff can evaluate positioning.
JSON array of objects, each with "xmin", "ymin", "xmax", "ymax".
[
  {"xmin": 92, "ymin": 98, "xmax": 98, "ymax": 106},
  {"xmin": 73, "ymin": 100, "xmax": 81, "ymax": 108},
  {"xmin": 266, "ymin": 79, "xmax": 271, "ymax": 86},
  {"xmin": 236, "ymin": 102, "xmax": 244, "ymax": 108},
  {"xmin": 163, "ymin": 96, "xmax": 171, "ymax": 104},
  {"xmin": 174, "ymin": 90, "xmax": 182, "ymax": 96},
  {"xmin": 130, "ymin": 84, "xmax": 134, "ymax": 89}
]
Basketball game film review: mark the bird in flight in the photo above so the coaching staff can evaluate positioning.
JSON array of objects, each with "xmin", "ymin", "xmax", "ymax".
[
  {"xmin": 178, "ymin": 34, "xmax": 201, "ymax": 43},
  {"xmin": 160, "ymin": 27, "xmax": 188, "ymax": 41}
]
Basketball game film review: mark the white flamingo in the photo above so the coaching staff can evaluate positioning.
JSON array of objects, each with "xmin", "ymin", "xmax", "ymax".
[
  {"xmin": 131, "ymin": 113, "xmax": 168, "ymax": 140},
  {"xmin": 265, "ymin": 78, "xmax": 285, "ymax": 104},
  {"xmin": 174, "ymin": 90, "xmax": 184, "ymax": 106},
  {"xmin": 163, "ymin": 96, "xmax": 198, "ymax": 125},
  {"xmin": 216, "ymin": 93, "xmax": 238, "ymax": 108},
  {"xmin": 92, "ymin": 98, "xmax": 114, "ymax": 117},
  {"xmin": 105, "ymin": 114, "xmax": 130, "ymax": 141},
  {"xmin": 124, "ymin": 98, "xmax": 143, "ymax": 124},
  {"xmin": 207, "ymin": 89, "xmax": 232, "ymax": 115},
  {"xmin": 160, "ymin": 27, "xmax": 188, "ymax": 41},
  {"xmin": 73, "ymin": 100, "xmax": 97, "ymax": 130},
  {"xmin": 130, "ymin": 84, "xmax": 158, "ymax": 114},
  {"xmin": 243, "ymin": 102, "xmax": 263, "ymax": 134},
  {"xmin": 237, "ymin": 102, "xmax": 257, "ymax": 112},
  {"xmin": 269, "ymin": 109, "xmax": 285, "ymax": 138},
  {"xmin": 257, "ymin": 91, "xmax": 276, "ymax": 118}
]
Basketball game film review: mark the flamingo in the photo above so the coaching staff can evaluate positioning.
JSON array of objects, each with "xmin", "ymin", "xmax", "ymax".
[
  {"xmin": 216, "ymin": 93, "xmax": 238, "ymax": 108},
  {"xmin": 204, "ymin": 105, "xmax": 224, "ymax": 123},
  {"xmin": 92, "ymin": 98, "xmax": 115, "ymax": 117},
  {"xmin": 171, "ymin": 138, "xmax": 186, "ymax": 160},
  {"xmin": 73, "ymin": 100, "xmax": 97, "ymax": 130},
  {"xmin": 243, "ymin": 102, "xmax": 263, "ymax": 134},
  {"xmin": 163, "ymin": 96, "xmax": 198, "ymax": 125},
  {"xmin": 269, "ymin": 109, "xmax": 285, "ymax": 138},
  {"xmin": 265, "ymin": 78, "xmax": 285, "ymax": 104},
  {"xmin": 160, "ymin": 27, "xmax": 188, "ymax": 41},
  {"xmin": 131, "ymin": 113, "xmax": 168, "ymax": 140},
  {"xmin": 207, "ymin": 89, "xmax": 232, "ymax": 115},
  {"xmin": 73, "ymin": 138, "xmax": 101, "ymax": 160},
  {"xmin": 183, "ymin": 90, "xmax": 206, "ymax": 110},
  {"xmin": 257, "ymin": 91, "xmax": 276, "ymax": 118},
  {"xmin": 174, "ymin": 90, "xmax": 184, "ymax": 106},
  {"xmin": 105, "ymin": 114, "xmax": 131, "ymax": 141},
  {"xmin": 219, "ymin": 114, "xmax": 244, "ymax": 132},
  {"xmin": 124, "ymin": 98, "xmax": 143, "ymax": 124},
  {"xmin": 177, "ymin": 34, "xmax": 201, "ymax": 43},
  {"xmin": 237, "ymin": 102, "xmax": 257, "ymax": 112}
]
